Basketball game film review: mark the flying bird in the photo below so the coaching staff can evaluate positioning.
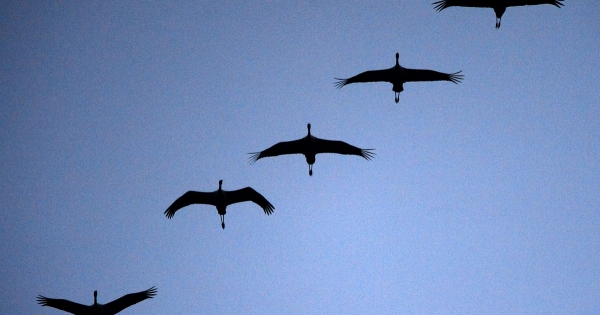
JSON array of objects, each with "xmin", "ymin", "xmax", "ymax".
[
  {"xmin": 249, "ymin": 123, "xmax": 375, "ymax": 176},
  {"xmin": 36, "ymin": 287, "xmax": 157, "ymax": 315},
  {"xmin": 164, "ymin": 180, "xmax": 274, "ymax": 229},
  {"xmin": 432, "ymin": 0, "xmax": 564, "ymax": 29},
  {"xmin": 335, "ymin": 53, "xmax": 462, "ymax": 103}
]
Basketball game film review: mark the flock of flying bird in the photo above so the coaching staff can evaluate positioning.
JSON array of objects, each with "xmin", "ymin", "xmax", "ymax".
[{"xmin": 36, "ymin": 1, "xmax": 565, "ymax": 313}]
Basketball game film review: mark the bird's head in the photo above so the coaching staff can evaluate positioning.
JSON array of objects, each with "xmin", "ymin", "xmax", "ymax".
[
  {"xmin": 218, "ymin": 180, "xmax": 223, "ymax": 189},
  {"xmin": 395, "ymin": 52, "xmax": 399, "ymax": 65},
  {"xmin": 307, "ymin": 123, "xmax": 311, "ymax": 135},
  {"xmin": 93, "ymin": 291, "xmax": 97, "ymax": 304}
]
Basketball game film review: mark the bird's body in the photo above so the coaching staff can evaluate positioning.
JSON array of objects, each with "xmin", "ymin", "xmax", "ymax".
[
  {"xmin": 432, "ymin": 0, "xmax": 564, "ymax": 28},
  {"xmin": 164, "ymin": 180, "xmax": 274, "ymax": 229},
  {"xmin": 335, "ymin": 53, "xmax": 462, "ymax": 103},
  {"xmin": 36, "ymin": 287, "xmax": 157, "ymax": 315},
  {"xmin": 249, "ymin": 124, "xmax": 374, "ymax": 176}
]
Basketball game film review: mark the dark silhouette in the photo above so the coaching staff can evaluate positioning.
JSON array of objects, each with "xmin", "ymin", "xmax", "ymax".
[
  {"xmin": 36, "ymin": 287, "xmax": 157, "ymax": 314},
  {"xmin": 335, "ymin": 53, "xmax": 463, "ymax": 103},
  {"xmin": 249, "ymin": 123, "xmax": 374, "ymax": 176},
  {"xmin": 433, "ymin": 0, "xmax": 564, "ymax": 29},
  {"xmin": 164, "ymin": 180, "xmax": 274, "ymax": 229}
]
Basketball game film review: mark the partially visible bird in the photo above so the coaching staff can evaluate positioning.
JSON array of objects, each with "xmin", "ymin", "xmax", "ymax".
[
  {"xmin": 432, "ymin": 0, "xmax": 564, "ymax": 29},
  {"xmin": 249, "ymin": 123, "xmax": 375, "ymax": 176},
  {"xmin": 36, "ymin": 287, "xmax": 157, "ymax": 315},
  {"xmin": 335, "ymin": 53, "xmax": 462, "ymax": 103},
  {"xmin": 164, "ymin": 180, "xmax": 274, "ymax": 229}
]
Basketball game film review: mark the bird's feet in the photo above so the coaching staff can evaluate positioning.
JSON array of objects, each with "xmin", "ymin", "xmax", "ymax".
[{"xmin": 222, "ymin": 222, "xmax": 225, "ymax": 229}]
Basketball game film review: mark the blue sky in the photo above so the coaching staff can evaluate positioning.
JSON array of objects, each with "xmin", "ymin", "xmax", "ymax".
[{"xmin": 1, "ymin": 1, "xmax": 599, "ymax": 314}]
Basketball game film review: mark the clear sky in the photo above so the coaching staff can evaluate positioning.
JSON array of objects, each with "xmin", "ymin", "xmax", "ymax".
[{"xmin": 1, "ymin": 1, "xmax": 599, "ymax": 314}]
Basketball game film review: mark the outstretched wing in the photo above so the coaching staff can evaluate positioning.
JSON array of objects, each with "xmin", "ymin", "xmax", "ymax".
[
  {"xmin": 505, "ymin": 0, "xmax": 564, "ymax": 7},
  {"xmin": 334, "ymin": 68, "xmax": 393, "ymax": 88},
  {"xmin": 103, "ymin": 286, "xmax": 157, "ymax": 314},
  {"xmin": 403, "ymin": 68, "xmax": 463, "ymax": 84},
  {"xmin": 248, "ymin": 138, "xmax": 304, "ymax": 164},
  {"xmin": 36, "ymin": 295, "xmax": 88, "ymax": 314},
  {"xmin": 432, "ymin": 0, "xmax": 492, "ymax": 11},
  {"xmin": 164, "ymin": 191, "xmax": 215, "ymax": 219},
  {"xmin": 314, "ymin": 138, "xmax": 375, "ymax": 160},
  {"xmin": 226, "ymin": 187, "xmax": 274, "ymax": 215},
  {"xmin": 433, "ymin": 0, "xmax": 563, "ymax": 10}
]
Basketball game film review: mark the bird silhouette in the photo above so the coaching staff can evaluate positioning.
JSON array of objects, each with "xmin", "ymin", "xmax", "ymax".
[
  {"xmin": 249, "ymin": 123, "xmax": 375, "ymax": 176},
  {"xmin": 36, "ymin": 287, "xmax": 156, "ymax": 315},
  {"xmin": 335, "ymin": 53, "xmax": 463, "ymax": 103},
  {"xmin": 164, "ymin": 180, "xmax": 274, "ymax": 229},
  {"xmin": 433, "ymin": 0, "xmax": 564, "ymax": 29}
]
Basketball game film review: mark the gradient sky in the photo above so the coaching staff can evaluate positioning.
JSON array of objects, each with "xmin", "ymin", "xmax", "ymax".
[{"xmin": 2, "ymin": 1, "xmax": 599, "ymax": 314}]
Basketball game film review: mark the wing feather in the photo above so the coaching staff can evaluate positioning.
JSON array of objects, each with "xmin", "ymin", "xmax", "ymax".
[
  {"xmin": 314, "ymin": 138, "xmax": 375, "ymax": 160},
  {"xmin": 248, "ymin": 138, "xmax": 304, "ymax": 164},
  {"xmin": 36, "ymin": 295, "xmax": 89, "ymax": 315},
  {"xmin": 403, "ymin": 68, "xmax": 463, "ymax": 84},
  {"xmin": 103, "ymin": 286, "xmax": 157, "ymax": 314},
  {"xmin": 226, "ymin": 187, "xmax": 274, "ymax": 215},
  {"xmin": 334, "ymin": 68, "xmax": 394, "ymax": 88},
  {"xmin": 164, "ymin": 191, "xmax": 215, "ymax": 219}
]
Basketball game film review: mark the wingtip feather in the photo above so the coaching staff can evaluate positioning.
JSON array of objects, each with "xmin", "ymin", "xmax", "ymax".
[
  {"xmin": 145, "ymin": 286, "xmax": 158, "ymax": 298},
  {"xmin": 164, "ymin": 207, "xmax": 175, "ymax": 219},
  {"xmin": 432, "ymin": 0, "xmax": 447, "ymax": 12},
  {"xmin": 247, "ymin": 152, "xmax": 261, "ymax": 165},
  {"xmin": 362, "ymin": 149, "xmax": 376, "ymax": 161},
  {"xmin": 449, "ymin": 70, "xmax": 463, "ymax": 84},
  {"xmin": 36, "ymin": 296, "xmax": 49, "ymax": 306},
  {"xmin": 334, "ymin": 78, "xmax": 347, "ymax": 89}
]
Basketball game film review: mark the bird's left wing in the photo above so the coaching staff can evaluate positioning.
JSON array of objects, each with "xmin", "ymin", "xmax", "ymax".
[
  {"xmin": 36, "ymin": 296, "xmax": 88, "ymax": 314},
  {"xmin": 103, "ymin": 286, "xmax": 157, "ymax": 314},
  {"xmin": 248, "ymin": 138, "xmax": 304, "ymax": 164},
  {"xmin": 403, "ymin": 68, "xmax": 463, "ymax": 84},
  {"xmin": 314, "ymin": 138, "xmax": 375, "ymax": 160},
  {"xmin": 226, "ymin": 187, "xmax": 274, "ymax": 215},
  {"xmin": 505, "ymin": 0, "xmax": 564, "ymax": 7}
]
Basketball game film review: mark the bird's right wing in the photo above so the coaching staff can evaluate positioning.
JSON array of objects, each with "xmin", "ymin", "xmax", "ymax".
[
  {"xmin": 226, "ymin": 187, "xmax": 274, "ymax": 215},
  {"xmin": 103, "ymin": 286, "xmax": 157, "ymax": 314},
  {"xmin": 505, "ymin": 0, "xmax": 564, "ymax": 7},
  {"xmin": 36, "ymin": 296, "xmax": 88, "ymax": 315},
  {"xmin": 334, "ymin": 68, "xmax": 393, "ymax": 88},
  {"xmin": 314, "ymin": 138, "xmax": 375, "ymax": 160},
  {"xmin": 164, "ymin": 191, "xmax": 215, "ymax": 219},
  {"xmin": 248, "ymin": 138, "xmax": 304, "ymax": 164},
  {"xmin": 432, "ymin": 0, "xmax": 490, "ymax": 11},
  {"xmin": 403, "ymin": 68, "xmax": 463, "ymax": 84}
]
